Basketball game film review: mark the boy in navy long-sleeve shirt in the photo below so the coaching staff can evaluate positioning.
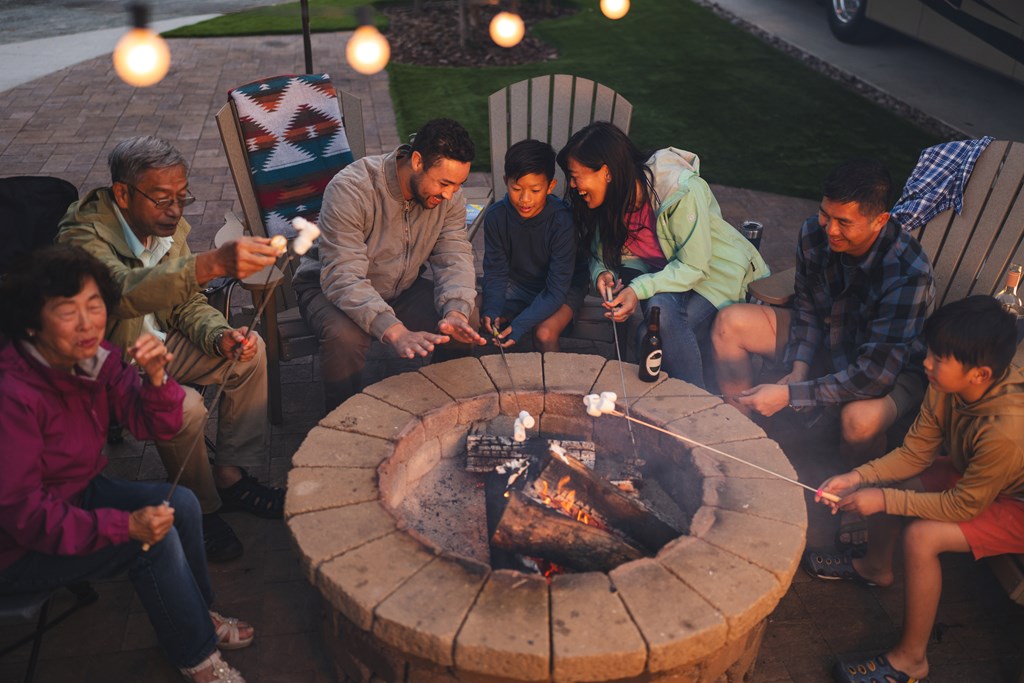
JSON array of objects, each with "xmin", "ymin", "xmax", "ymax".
[{"xmin": 482, "ymin": 139, "xmax": 585, "ymax": 350}]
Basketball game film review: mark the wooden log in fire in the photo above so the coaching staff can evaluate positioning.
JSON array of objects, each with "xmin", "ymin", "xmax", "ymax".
[
  {"xmin": 465, "ymin": 435, "xmax": 595, "ymax": 472},
  {"xmin": 491, "ymin": 490, "xmax": 645, "ymax": 572},
  {"xmin": 533, "ymin": 451, "xmax": 682, "ymax": 552}
]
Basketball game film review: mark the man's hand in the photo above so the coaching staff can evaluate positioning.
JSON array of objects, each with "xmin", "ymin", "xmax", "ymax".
[
  {"xmin": 128, "ymin": 333, "xmax": 173, "ymax": 386},
  {"xmin": 219, "ymin": 326, "xmax": 258, "ymax": 362},
  {"xmin": 383, "ymin": 323, "xmax": 450, "ymax": 359},
  {"xmin": 777, "ymin": 360, "xmax": 811, "ymax": 386},
  {"xmin": 838, "ymin": 488, "xmax": 885, "ymax": 517},
  {"xmin": 129, "ymin": 504, "xmax": 175, "ymax": 546},
  {"xmin": 483, "ymin": 316, "xmax": 515, "ymax": 348},
  {"xmin": 603, "ymin": 286, "xmax": 638, "ymax": 323},
  {"xmin": 815, "ymin": 471, "xmax": 863, "ymax": 512},
  {"xmin": 734, "ymin": 383, "xmax": 790, "ymax": 416},
  {"xmin": 196, "ymin": 236, "xmax": 281, "ymax": 284},
  {"xmin": 439, "ymin": 311, "xmax": 486, "ymax": 346}
]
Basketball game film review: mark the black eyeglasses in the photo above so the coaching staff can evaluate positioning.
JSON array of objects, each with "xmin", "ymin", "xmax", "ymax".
[{"xmin": 129, "ymin": 185, "xmax": 196, "ymax": 211}]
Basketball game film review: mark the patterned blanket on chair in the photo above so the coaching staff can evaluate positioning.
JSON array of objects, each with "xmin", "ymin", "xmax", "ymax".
[{"xmin": 229, "ymin": 73, "xmax": 353, "ymax": 238}]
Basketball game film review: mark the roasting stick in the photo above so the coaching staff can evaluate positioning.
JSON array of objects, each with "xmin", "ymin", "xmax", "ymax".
[
  {"xmin": 141, "ymin": 218, "xmax": 321, "ymax": 551},
  {"xmin": 604, "ymin": 289, "xmax": 642, "ymax": 480},
  {"xmin": 581, "ymin": 394, "xmax": 840, "ymax": 504},
  {"xmin": 492, "ymin": 326, "xmax": 522, "ymax": 414}
]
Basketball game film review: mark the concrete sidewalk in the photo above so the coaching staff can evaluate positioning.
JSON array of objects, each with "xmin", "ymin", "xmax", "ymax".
[{"xmin": 1, "ymin": 27, "xmax": 1022, "ymax": 683}]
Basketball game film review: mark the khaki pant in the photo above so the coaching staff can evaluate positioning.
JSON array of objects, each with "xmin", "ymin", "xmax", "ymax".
[{"xmin": 158, "ymin": 331, "xmax": 269, "ymax": 514}]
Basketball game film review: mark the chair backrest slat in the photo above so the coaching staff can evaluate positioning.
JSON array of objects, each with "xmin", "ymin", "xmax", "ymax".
[{"xmin": 488, "ymin": 74, "xmax": 634, "ymax": 198}]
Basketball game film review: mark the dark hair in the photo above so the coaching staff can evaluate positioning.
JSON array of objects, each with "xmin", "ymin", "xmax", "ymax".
[
  {"xmin": 556, "ymin": 122, "xmax": 655, "ymax": 270},
  {"xmin": 504, "ymin": 139, "xmax": 556, "ymax": 183},
  {"xmin": 924, "ymin": 295, "xmax": 1017, "ymax": 377},
  {"xmin": 411, "ymin": 118, "xmax": 475, "ymax": 169},
  {"xmin": 822, "ymin": 159, "xmax": 893, "ymax": 218},
  {"xmin": 0, "ymin": 245, "xmax": 119, "ymax": 342},
  {"xmin": 109, "ymin": 135, "xmax": 187, "ymax": 186}
]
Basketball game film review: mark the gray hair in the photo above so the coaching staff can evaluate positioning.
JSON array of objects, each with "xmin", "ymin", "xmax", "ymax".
[{"xmin": 108, "ymin": 136, "xmax": 188, "ymax": 185}]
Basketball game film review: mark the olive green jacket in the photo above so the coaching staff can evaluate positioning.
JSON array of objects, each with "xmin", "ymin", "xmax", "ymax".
[{"xmin": 57, "ymin": 188, "xmax": 229, "ymax": 359}]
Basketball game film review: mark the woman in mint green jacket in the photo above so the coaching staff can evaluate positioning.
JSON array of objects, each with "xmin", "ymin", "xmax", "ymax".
[{"xmin": 557, "ymin": 123, "xmax": 769, "ymax": 388}]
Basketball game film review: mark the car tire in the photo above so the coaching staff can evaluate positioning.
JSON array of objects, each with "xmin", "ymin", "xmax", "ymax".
[{"xmin": 827, "ymin": 0, "xmax": 881, "ymax": 44}]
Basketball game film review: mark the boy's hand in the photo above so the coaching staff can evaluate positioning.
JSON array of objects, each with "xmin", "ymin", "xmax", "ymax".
[
  {"xmin": 815, "ymin": 471, "xmax": 862, "ymax": 511},
  {"xmin": 484, "ymin": 317, "xmax": 516, "ymax": 348},
  {"xmin": 838, "ymin": 488, "xmax": 885, "ymax": 517}
]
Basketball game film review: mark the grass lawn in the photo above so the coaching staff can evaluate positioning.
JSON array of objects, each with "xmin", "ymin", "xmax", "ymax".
[
  {"xmin": 388, "ymin": 0, "xmax": 941, "ymax": 198},
  {"xmin": 161, "ymin": 0, "xmax": 386, "ymax": 38},
  {"xmin": 164, "ymin": 0, "xmax": 940, "ymax": 198}
]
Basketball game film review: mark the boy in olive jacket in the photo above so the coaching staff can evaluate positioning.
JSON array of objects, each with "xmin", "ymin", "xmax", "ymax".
[{"xmin": 806, "ymin": 295, "xmax": 1024, "ymax": 683}]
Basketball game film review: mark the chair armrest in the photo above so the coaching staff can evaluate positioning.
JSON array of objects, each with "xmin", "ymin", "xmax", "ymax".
[
  {"xmin": 463, "ymin": 186, "xmax": 494, "ymax": 243},
  {"xmin": 748, "ymin": 268, "xmax": 795, "ymax": 307}
]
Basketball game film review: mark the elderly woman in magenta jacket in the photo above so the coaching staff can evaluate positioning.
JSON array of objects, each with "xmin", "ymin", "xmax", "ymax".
[
  {"xmin": 557, "ymin": 122, "xmax": 769, "ymax": 389},
  {"xmin": 0, "ymin": 246, "xmax": 252, "ymax": 683}
]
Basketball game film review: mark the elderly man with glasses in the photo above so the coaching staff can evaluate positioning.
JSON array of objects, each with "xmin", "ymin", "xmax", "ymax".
[{"xmin": 57, "ymin": 135, "xmax": 285, "ymax": 563}]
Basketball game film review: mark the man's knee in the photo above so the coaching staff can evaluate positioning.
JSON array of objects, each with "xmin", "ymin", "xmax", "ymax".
[
  {"xmin": 179, "ymin": 386, "xmax": 208, "ymax": 436},
  {"xmin": 840, "ymin": 397, "xmax": 895, "ymax": 445}
]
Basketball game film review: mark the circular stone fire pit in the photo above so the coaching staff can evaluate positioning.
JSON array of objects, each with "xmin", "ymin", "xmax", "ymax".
[{"xmin": 285, "ymin": 353, "xmax": 807, "ymax": 683}]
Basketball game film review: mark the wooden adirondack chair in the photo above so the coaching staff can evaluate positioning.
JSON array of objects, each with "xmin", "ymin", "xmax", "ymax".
[
  {"xmin": 216, "ymin": 73, "xmax": 366, "ymax": 423},
  {"xmin": 473, "ymin": 74, "xmax": 635, "ymax": 351},
  {"xmin": 749, "ymin": 139, "xmax": 1024, "ymax": 606}
]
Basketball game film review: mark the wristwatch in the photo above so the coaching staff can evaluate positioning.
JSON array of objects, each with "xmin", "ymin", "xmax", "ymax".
[{"xmin": 213, "ymin": 330, "xmax": 227, "ymax": 357}]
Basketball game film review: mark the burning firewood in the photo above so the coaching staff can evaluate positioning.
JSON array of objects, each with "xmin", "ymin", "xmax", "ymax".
[{"xmin": 465, "ymin": 435, "xmax": 596, "ymax": 473}]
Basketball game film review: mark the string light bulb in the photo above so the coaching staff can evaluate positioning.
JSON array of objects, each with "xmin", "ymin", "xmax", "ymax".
[
  {"xmin": 489, "ymin": 11, "xmax": 525, "ymax": 48},
  {"xmin": 346, "ymin": 8, "xmax": 390, "ymax": 75},
  {"xmin": 600, "ymin": 0, "xmax": 631, "ymax": 20},
  {"xmin": 113, "ymin": 3, "xmax": 170, "ymax": 87}
]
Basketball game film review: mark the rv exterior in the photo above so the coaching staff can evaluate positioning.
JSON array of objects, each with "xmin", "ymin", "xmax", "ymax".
[{"xmin": 828, "ymin": 0, "xmax": 1024, "ymax": 85}]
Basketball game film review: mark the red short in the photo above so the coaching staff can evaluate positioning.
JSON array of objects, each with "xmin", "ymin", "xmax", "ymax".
[{"xmin": 918, "ymin": 457, "xmax": 1024, "ymax": 559}]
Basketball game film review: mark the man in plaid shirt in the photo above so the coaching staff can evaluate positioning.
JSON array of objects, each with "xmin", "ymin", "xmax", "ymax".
[{"xmin": 713, "ymin": 159, "xmax": 935, "ymax": 468}]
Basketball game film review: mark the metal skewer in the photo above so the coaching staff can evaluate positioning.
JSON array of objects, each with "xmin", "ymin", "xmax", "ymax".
[
  {"xmin": 142, "ymin": 222, "xmax": 319, "ymax": 551},
  {"xmin": 492, "ymin": 325, "xmax": 522, "ymax": 414},
  {"xmin": 605, "ymin": 408, "xmax": 840, "ymax": 503},
  {"xmin": 605, "ymin": 289, "xmax": 641, "ymax": 480}
]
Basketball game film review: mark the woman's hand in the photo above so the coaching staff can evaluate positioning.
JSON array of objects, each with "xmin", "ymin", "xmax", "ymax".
[
  {"xmin": 128, "ymin": 334, "xmax": 173, "ymax": 387},
  {"xmin": 129, "ymin": 504, "xmax": 175, "ymax": 545},
  {"xmin": 596, "ymin": 271, "xmax": 624, "ymax": 302},
  {"xmin": 603, "ymin": 286, "xmax": 638, "ymax": 323}
]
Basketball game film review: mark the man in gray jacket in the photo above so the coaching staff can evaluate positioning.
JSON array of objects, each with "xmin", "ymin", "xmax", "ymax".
[{"xmin": 294, "ymin": 118, "xmax": 486, "ymax": 411}]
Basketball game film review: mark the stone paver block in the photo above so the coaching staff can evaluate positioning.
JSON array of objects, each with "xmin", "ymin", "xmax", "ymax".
[
  {"xmin": 480, "ymin": 352, "xmax": 544, "ymax": 393},
  {"xmin": 420, "ymin": 357, "xmax": 495, "ymax": 399},
  {"xmin": 363, "ymin": 372, "xmax": 458, "ymax": 437},
  {"xmin": 539, "ymin": 414, "xmax": 593, "ymax": 442},
  {"xmin": 543, "ymin": 353, "xmax": 607, "ymax": 393},
  {"xmin": 290, "ymin": 427, "xmax": 395, "ymax": 469},
  {"xmin": 592, "ymin": 361, "xmax": 665, "ymax": 405},
  {"xmin": 544, "ymin": 391, "xmax": 589, "ymax": 419},
  {"xmin": 698, "ymin": 508, "xmax": 805, "ymax": 584},
  {"xmin": 438, "ymin": 425, "xmax": 469, "ymax": 460},
  {"xmin": 550, "ymin": 572, "xmax": 646, "ymax": 682},
  {"xmin": 321, "ymin": 393, "xmax": 418, "ymax": 442},
  {"xmin": 378, "ymin": 438, "xmax": 441, "ymax": 508},
  {"xmin": 317, "ymin": 532, "xmax": 435, "ymax": 631},
  {"xmin": 287, "ymin": 502, "xmax": 397, "ymax": 582},
  {"xmin": 667, "ymin": 404, "xmax": 766, "ymax": 445},
  {"xmin": 713, "ymin": 477, "xmax": 808, "ymax": 528},
  {"xmin": 455, "ymin": 570, "xmax": 550, "ymax": 681},
  {"xmin": 458, "ymin": 394, "xmax": 499, "ymax": 424},
  {"xmin": 610, "ymin": 558, "xmax": 728, "ymax": 672},
  {"xmin": 373, "ymin": 556, "xmax": 489, "ymax": 666},
  {"xmin": 659, "ymin": 538, "xmax": 783, "ymax": 639},
  {"xmin": 632, "ymin": 378, "xmax": 722, "ymax": 425},
  {"xmin": 285, "ymin": 467, "xmax": 379, "ymax": 518},
  {"xmin": 689, "ymin": 437, "xmax": 796, "ymax": 482},
  {"xmin": 497, "ymin": 390, "xmax": 544, "ymax": 418}
]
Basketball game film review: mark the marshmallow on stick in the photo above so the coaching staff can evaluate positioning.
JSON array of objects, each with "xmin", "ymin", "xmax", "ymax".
[{"xmin": 291, "ymin": 217, "xmax": 322, "ymax": 256}]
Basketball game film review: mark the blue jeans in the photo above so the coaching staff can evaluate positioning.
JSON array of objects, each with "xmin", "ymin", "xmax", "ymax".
[
  {"xmin": 0, "ymin": 477, "xmax": 217, "ymax": 669},
  {"xmin": 637, "ymin": 290, "xmax": 718, "ymax": 388}
]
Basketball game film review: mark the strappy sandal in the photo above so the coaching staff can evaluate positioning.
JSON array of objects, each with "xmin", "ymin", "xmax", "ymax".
[
  {"xmin": 836, "ymin": 516, "xmax": 869, "ymax": 555},
  {"xmin": 216, "ymin": 468, "xmax": 285, "ymax": 519},
  {"xmin": 802, "ymin": 549, "xmax": 877, "ymax": 586},
  {"xmin": 180, "ymin": 650, "xmax": 246, "ymax": 683},
  {"xmin": 210, "ymin": 611, "xmax": 254, "ymax": 650},
  {"xmin": 832, "ymin": 654, "xmax": 927, "ymax": 682}
]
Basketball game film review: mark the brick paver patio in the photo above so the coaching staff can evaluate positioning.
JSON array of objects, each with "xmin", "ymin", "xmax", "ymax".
[{"xmin": 1, "ymin": 29, "xmax": 1022, "ymax": 683}]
